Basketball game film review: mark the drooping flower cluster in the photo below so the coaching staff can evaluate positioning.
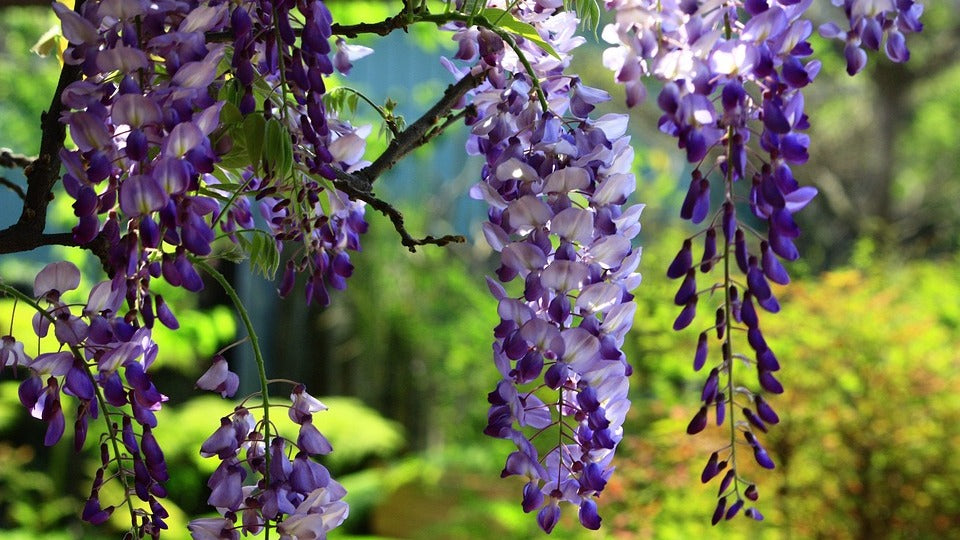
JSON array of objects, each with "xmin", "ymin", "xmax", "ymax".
[
  {"xmin": 36, "ymin": 0, "xmax": 371, "ymax": 535},
  {"xmin": 2, "ymin": 262, "xmax": 169, "ymax": 535},
  {"xmin": 54, "ymin": 0, "xmax": 371, "ymax": 310},
  {"xmin": 600, "ymin": 0, "xmax": 922, "ymax": 522},
  {"xmin": 448, "ymin": 2, "xmax": 642, "ymax": 532},
  {"xmin": 818, "ymin": 0, "xmax": 924, "ymax": 75},
  {"xmin": 189, "ymin": 383, "xmax": 347, "ymax": 539}
]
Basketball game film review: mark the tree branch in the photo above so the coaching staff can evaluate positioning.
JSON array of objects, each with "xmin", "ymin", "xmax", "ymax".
[
  {"xmin": 0, "ymin": 177, "xmax": 26, "ymax": 200},
  {"xmin": 329, "ymin": 71, "xmax": 484, "ymax": 252},
  {"xmin": 0, "ymin": 0, "xmax": 85, "ymax": 255},
  {"xmin": 331, "ymin": 167, "xmax": 465, "ymax": 253},
  {"xmin": 356, "ymin": 70, "xmax": 483, "ymax": 187},
  {"xmin": 0, "ymin": 148, "xmax": 36, "ymax": 169}
]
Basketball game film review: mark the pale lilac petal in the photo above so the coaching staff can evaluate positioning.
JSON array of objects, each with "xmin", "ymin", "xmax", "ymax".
[
  {"xmin": 481, "ymin": 222, "xmax": 510, "ymax": 252},
  {"xmin": 540, "ymin": 260, "xmax": 589, "ymax": 292},
  {"xmin": 164, "ymin": 123, "xmax": 205, "ymax": 158},
  {"xmin": 485, "ymin": 276, "xmax": 508, "ymax": 300},
  {"xmin": 188, "ymin": 517, "xmax": 234, "ymax": 540},
  {"xmin": 68, "ymin": 112, "xmax": 112, "ymax": 152},
  {"xmin": 518, "ymin": 393, "xmax": 552, "ymax": 429},
  {"xmin": 172, "ymin": 48, "xmax": 225, "ymax": 88},
  {"xmin": 112, "ymin": 94, "xmax": 162, "ymax": 128},
  {"xmin": 543, "ymin": 167, "xmax": 590, "ymax": 194},
  {"xmin": 153, "ymin": 157, "xmax": 191, "ymax": 195},
  {"xmin": 576, "ymin": 282, "xmax": 623, "ymax": 314},
  {"xmin": 470, "ymin": 182, "xmax": 509, "ymax": 210},
  {"xmin": 501, "ymin": 242, "xmax": 548, "ymax": 276},
  {"xmin": 507, "ymin": 196, "xmax": 552, "ymax": 234},
  {"xmin": 592, "ymin": 173, "xmax": 635, "ymax": 206},
  {"xmin": 588, "ymin": 236, "xmax": 632, "ymax": 269},
  {"xmin": 179, "ymin": 3, "xmax": 228, "ymax": 33},
  {"xmin": 328, "ymin": 133, "xmax": 366, "ymax": 164},
  {"xmin": 495, "ymin": 158, "xmax": 540, "ymax": 183},
  {"xmin": 497, "ymin": 298, "xmax": 535, "ymax": 324},
  {"xmin": 561, "ymin": 328, "xmax": 600, "ymax": 367},
  {"xmin": 818, "ymin": 22, "xmax": 844, "ymax": 39},
  {"xmin": 34, "ymin": 261, "xmax": 81, "ymax": 298},
  {"xmin": 550, "ymin": 207, "xmax": 594, "ymax": 244},
  {"xmin": 600, "ymin": 302, "xmax": 637, "ymax": 339},
  {"xmin": 612, "ymin": 204, "xmax": 645, "ymax": 239},
  {"xmin": 195, "ymin": 102, "xmax": 226, "ymax": 135},
  {"xmin": 741, "ymin": 6, "xmax": 787, "ymax": 42},
  {"xmin": 28, "ymin": 351, "xmax": 74, "ymax": 376},
  {"xmin": 195, "ymin": 357, "xmax": 239, "ymax": 398},
  {"xmin": 52, "ymin": 2, "xmax": 98, "ymax": 45},
  {"xmin": 97, "ymin": 0, "xmax": 147, "ymax": 20},
  {"xmin": 592, "ymin": 114, "xmax": 630, "ymax": 140},
  {"xmin": 519, "ymin": 319, "xmax": 564, "ymax": 354},
  {"xmin": 298, "ymin": 419, "xmax": 333, "ymax": 455},
  {"xmin": 96, "ymin": 47, "xmax": 150, "ymax": 73},
  {"xmin": 119, "ymin": 175, "xmax": 169, "ymax": 216},
  {"xmin": 783, "ymin": 186, "xmax": 818, "ymax": 213},
  {"xmin": 0, "ymin": 336, "xmax": 31, "ymax": 368}
]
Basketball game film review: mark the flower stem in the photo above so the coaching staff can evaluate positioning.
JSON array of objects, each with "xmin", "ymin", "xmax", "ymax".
[
  {"xmin": 721, "ymin": 126, "xmax": 741, "ymax": 500},
  {"xmin": 193, "ymin": 259, "xmax": 272, "ymax": 540}
]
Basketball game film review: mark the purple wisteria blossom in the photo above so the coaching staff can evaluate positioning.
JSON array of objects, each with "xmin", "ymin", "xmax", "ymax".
[
  {"xmin": 55, "ymin": 0, "xmax": 371, "ymax": 318},
  {"xmin": 190, "ymin": 383, "xmax": 347, "ymax": 540},
  {"xmin": 600, "ymin": 0, "xmax": 922, "ymax": 521},
  {"xmin": 819, "ymin": 0, "xmax": 924, "ymax": 74},
  {"xmin": 5, "ymin": 262, "xmax": 170, "ymax": 534},
  {"xmin": 449, "ymin": 2, "xmax": 642, "ymax": 532}
]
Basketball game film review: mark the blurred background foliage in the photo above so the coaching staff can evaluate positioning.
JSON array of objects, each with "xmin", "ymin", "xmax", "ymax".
[{"xmin": 1, "ymin": 1, "xmax": 959, "ymax": 538}]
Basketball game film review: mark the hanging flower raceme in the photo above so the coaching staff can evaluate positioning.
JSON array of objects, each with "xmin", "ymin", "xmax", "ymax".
[
  {"xmin": 190, "ymin": 383, "xmax": 347, "ymax": 540},
  {"xmin": 54, "ymin": 0, "xmax": 373, "ymax": 312},
  {"xmin": 447, "ymin": 2, "xmax": 642, "ymax": 532},
  {"xmin": 2, "ymin": 261, "xmax": 170, "ymax": 535},
  {"xmin": 600, "ymin": 0, "xmax": 922, "ymax": 522},
  {"xmin": 46, "ymin": 0, "xmax": 372, "ymax": 534}
]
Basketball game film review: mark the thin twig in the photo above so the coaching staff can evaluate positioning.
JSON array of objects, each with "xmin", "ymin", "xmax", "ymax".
[
  {"xmin": 0, "ymin": 148, "xmax": 36, "ymax": 169},
  {"xmin": 325, "ymin": 71, "xmax": 483, "ymax": 252},
  {"xmin": 0, "ymin": 177, "xmax": 26, "ymax": 200},
  {"xmin": 356, "ymin": 71, "xmax": 484, "ymax": 186},
  {"xmin": 330, "ymin": 167, "xmax": 465, "ymax": 253}
]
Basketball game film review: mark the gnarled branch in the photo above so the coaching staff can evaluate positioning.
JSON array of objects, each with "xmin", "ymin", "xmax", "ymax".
[{"xmin": 331, "ymin": 71, "xmax": 484, "ymax": 252}]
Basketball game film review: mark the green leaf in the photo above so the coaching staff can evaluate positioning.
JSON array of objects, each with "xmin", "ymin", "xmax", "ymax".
[
  {"xmin": 249, "ymin": 231, "xmax": 280, "ymax": 280},
  {"xmin": 347, "ymin": 92, "xmax": 359, "ymax": 115},
  {"xmin": 243, "ymin": 114, "xmax": 266, "ymax": 175},
  {"xmin": 215, "ymin": 103, "xmax": 252, "ymax": 169},
  {"xmin": 263, "ymin": 118, "xmax": 294, "ymax": 182},
  {"xmin": 576, "ymin": 0, "xmax": 601, "ymax": 37},
  {"xmin": 481, "ymin": 8, "xmax": 561, "ymax": 59},
  {"xmin": 462, "ymin": 0, "xmax": 485, "ymax": 17}
]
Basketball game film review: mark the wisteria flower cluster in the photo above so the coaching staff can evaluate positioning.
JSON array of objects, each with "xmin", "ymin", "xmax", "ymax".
[
  {"xmin": 0, "ymin": 0, "xmax": 925, "ymax": 536},
  {"xmin": 3, "ymin": 262, "xmax": 168, "ymax": 534},
  {"xmin": 189, "ymin": 383, "xmax": 347, "ymax": 539},
  {"xmin": 1, "ymin": 0, "xmax": 372, "ymax": 536},
  {"xmin": 55, "ymin": 0, "xmax": 370, "ymax": 308},
  {"xmin": 448, "ymin": 1, "xmax": 642, "ymax": 531},
  {"xmin": 600, "ymin": 0, "xmax": 923, "ymax": 522}
]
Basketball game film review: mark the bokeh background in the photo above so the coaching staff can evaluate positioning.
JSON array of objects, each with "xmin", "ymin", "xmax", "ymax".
[{"xmin": 1, "ymin": 1, "xmax": 959, "ymax": 539}]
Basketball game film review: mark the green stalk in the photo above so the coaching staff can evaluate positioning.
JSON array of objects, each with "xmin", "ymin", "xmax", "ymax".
[
  {"xmin": 0, "ymin": 282, "xmax": 138, "ymax": 530},
  {"xmin": 193, "ymin": 259, "xmax": 272, "ymax": 540},
  {"xmin": 721, "ymin": 126, "xmax": 741, "ymax": 501}
]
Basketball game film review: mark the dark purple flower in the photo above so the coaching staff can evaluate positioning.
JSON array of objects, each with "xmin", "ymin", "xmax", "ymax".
[
  {"xmin": 195, "ymin": 356, "xmax": 239, "ymax": 398},
  {"xmin": 537, "ymin": 502, "xmax": 561, "ymax": 534},
  {"xmin": 297, "ymin": 417, "xmax": 333, "ymax": 456}
]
